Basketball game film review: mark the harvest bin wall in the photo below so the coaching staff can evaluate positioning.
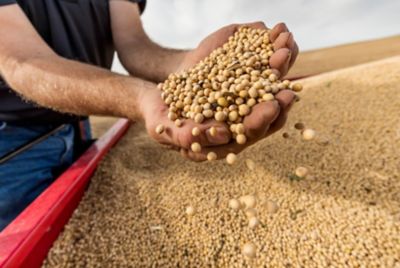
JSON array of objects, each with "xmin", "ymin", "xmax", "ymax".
[{"xmin": 0, "ymin": 119, "xmax": 131, "ymax": 268}]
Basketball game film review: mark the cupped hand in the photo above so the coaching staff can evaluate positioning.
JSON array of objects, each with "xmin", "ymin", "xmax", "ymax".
[
  {"xmin": 148, "ymin": 21, "xmax": 299, "ymax": 161},
  {"xmin": 180, "ymin": 90, "xmax": 295, "ymax": 161},
  {"xmin": 140, "ymin": 86, "xmax": 232, "ymax": 150}
]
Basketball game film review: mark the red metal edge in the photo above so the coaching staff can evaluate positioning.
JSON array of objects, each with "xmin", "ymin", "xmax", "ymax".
[{"xmin": 0, "ymin": 118, "xmax": 131, "ymax": 268}]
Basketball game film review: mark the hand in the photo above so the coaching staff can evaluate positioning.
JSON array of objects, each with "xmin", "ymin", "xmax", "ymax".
[
  {"xmin": 178, "ymin": 21, "xmax": 299, "ymax": 78},
  {"xmin": 148, "ymin": 22, "xmax": 298, "ymax": 161},
  {"xmin": 177, "ymin": 22, "xmax": 298, "ymax": 161},
  {"xmin": 140, "ymin": 85, "xmax": 232, "ymax": 150},
  {"xmin": 180, "ymin": 89, "xmax": 295, "ymax": 161}
]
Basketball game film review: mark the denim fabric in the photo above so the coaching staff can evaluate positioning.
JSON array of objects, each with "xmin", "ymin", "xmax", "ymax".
[{"xmin": 0, "ymin": 123, "xmax": 74, "ymax": 231}]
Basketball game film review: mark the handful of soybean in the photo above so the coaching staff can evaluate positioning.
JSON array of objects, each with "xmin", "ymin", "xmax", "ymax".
[{"xmin": 157, "ymin": 26, "xmax": 303, "ymax": 164}]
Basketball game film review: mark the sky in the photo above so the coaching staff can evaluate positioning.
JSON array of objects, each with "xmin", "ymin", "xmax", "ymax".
[{"xmin": 113, "ymin": 0, "xmax": 399, "ymax": 72}]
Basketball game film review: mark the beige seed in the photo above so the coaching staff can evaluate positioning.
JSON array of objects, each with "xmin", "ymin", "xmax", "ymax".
[
  {"xmin": 248, "ymin": 87, "xmax": 258, "ymax": 98},
  {"xmin": 214, "ymin": 111, "xmax": 227, "ymax": 122},
  {"xmin": 262, "ymin": 93, "xmax": 274, "ymax": 101},
  {"xmin": 245, "ymin": 159, "xmax": 255, "ymax": 170},
  {"xmin": 185, "ymin": 206, "xmax": 195, "ymax": 216},
  {"xmin": 242, "ymin": 242, "xmax": 256, "ymax": 258},
  {"xmin": 192, "ymin": 127, "xmax": 200, "ymax": 136},
  {"xmin": 207, "ymin": 152, "xmax": 217, "ymax": 161},
  {"xmin": 167, "ymin": 112, "xmax": 177, "ymax": 121},
  {"xmin": 269, "ymin": 73, "xmax": 277, "ymax": 82},
  {"xmin": 240, "ymin": 195, "xmax": 257, "ymax": 209},
  {"xmin": 191, "ymin": 142, "xmax": 201, "ymax": 153},
  {"xmin": 236, "ymin": 134, "xmax": 247, "ymax": 144},
  {"xmin": 302, "ymin": 129, "xmax": 316, "ymax": 140},
  {"xmin": 228, "ymin": 111, "xmax": 239, "ymax": 122},
  {"xmin": 209, "ymin": 126, "xmax": 217, "ymax": 137},
  {"xmin": 238, "ymin": 104, "xmax": 250, "ymax": 116},
  {"xmin": 217, "ymin": 97, "xmax": 228, "ymax": 107},
  {"xmin": 295, "ymin": 166, "xmax": 309, "ymax": 178},
  {"xmin": 292, "ymin": 83, "xmax": 303, "ymax": 92},
  {"xmin": 248, "ymin": 217, "xmax": 260, "ymax": 229},
  {"xmin": 236, "ymin": 123, "xmax": 245, "ymax": 134},
  {"xmin": 155, "ymin": 124, "xmax": 165, "ymax": 134},
  {"xmin": 194, "ymin": 113, "xmax": 205, "ymax": 124},
  {"xmin": 226, "ymin": 153, "xmax": 237, "ymax": 165},
  {"xmin": 175, "ymin": 119, "xmax": 183, "ymax": 127},
  {"xmin": 202, "ymin": 109, "xmax": 214, "ymax": 118},
  {"xmin": 228, "ymin": 199, "xmax": 241, "ymax": 211}
]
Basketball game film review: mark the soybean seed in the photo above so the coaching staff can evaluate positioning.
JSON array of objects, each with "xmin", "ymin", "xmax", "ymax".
[
  {"xmin": 236, "ymin": 134, "xmax": 247, "ymax": 144},
  {"xmin": 295, "ymin": 166, "xmax": 309, "ymax": 178},
  {"xmin": 242, "ymin": 242, "xmax": 257, "ymax": 258},
  {"xmin": 155, "ymin": 124, "xmax": 165, "ymax": 134},
  {"xmin": 302, "ymin": 129, "xmax": 316, "ymax": 140},
  {"xmin": 209, "ymin": 126, "xmax": 217, "ymax": 137},
  {"xmin": 226, "ymin": 153, "xmax": 237, "ymax": 165},
  {"xmin": 207, "ymin": 152, "xmax": 217, "ymax": 161},
  {"xmin": 292, "ymin": 83, "xmax": 303, "ymax": 92},
  {"xmin": 186, "ymin": 206, "xmax": 195, "ymax": 216},
  {"xmin": 191, "ymin": 142, "xmax": 201, "ymax": 153},
  {"xmin": 229, "ymin": 199, "xmax": 241, "ymax": 211},
  {"xmin": 175, "ymin": 119, "xmax": 183, "ymax": 127},
  {"xmin": 248, "ymin": 217, "xmax": 260, "ymax": 229}
]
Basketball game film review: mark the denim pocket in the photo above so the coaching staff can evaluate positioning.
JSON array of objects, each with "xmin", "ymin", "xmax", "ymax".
[{"xmin": 54, "ymin": 125, "xmax": 75, "ymax": 166}]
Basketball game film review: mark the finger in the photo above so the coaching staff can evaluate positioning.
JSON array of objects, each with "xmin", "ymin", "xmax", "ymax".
[
  {"xmin": 243, "ymin": 100, "xmax": 280, "ymax": 140},
  {"xmin": 189, "ymin": 119, "xmax": 232, "ymax": 147},
  {"xmin": 156, "ymin": 117, "xmax": 231, "ymax": 149},
  {"xmin": 269, "ymin": 48, "xmax": 291, "ymax": 78},
  {"xmin": 269, "ymin": 22, "xmax": 289, "ymax": 42},
  {"xmin": 185, "ymin": 100, "xmax": 281, "ymax": 161},
  {"xmin": 275, "ymin": 89, "xmax": 296, "ymax": 111},
  {"xmin": 266, "ymin": 90, "xmax": 296, "ymax": 134},
  {"xmin": 289, "ymin": 41, "xmax": 299, "ymax": 68},
  {"xmin": 273, "ymin": 32, "xmax": 293, "ymax": 51},
  {"xmin": 242, "ymin": 21, "xmax": 268, "ymax": 30}
]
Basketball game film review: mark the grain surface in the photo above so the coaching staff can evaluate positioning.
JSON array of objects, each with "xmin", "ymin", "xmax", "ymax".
[{"xmin": 44, "ymin": 57, "xmax": 400, "ymax": 268}]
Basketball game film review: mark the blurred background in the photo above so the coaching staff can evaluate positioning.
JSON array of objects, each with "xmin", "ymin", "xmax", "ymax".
[{"xmin": 112, "ymin": 0, "xmax": 400, "ymax": 73}]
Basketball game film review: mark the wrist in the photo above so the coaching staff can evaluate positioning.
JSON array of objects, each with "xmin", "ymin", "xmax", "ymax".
[
  {"xmin": 176, "ymin": 50, "xmax": 195, "ymax": 73},
  {"xmin": 136, "ymin": 80, "xmax": 161, "ymax": 122}
]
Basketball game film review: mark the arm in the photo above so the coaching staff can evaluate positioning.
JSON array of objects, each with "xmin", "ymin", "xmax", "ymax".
[
  {"xmin": 110, "ymin": 0, "xmax": 189, "ymax": 82},
  {"xmin": 0, "ymin": 4, "xmax": 150, "ymax": 121},
  {"xmin": 0, "ymin": 4, "xmax": 231, "ymax": 152}
]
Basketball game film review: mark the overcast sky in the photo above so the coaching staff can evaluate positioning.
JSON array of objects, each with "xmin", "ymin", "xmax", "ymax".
[{"xmin": 113, "ymin": 0, "xmax": 399, "ymax": 72}]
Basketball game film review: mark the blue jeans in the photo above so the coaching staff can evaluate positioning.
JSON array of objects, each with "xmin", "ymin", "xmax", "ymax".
[{"xmin": 0, "ymin": 123, "xmax": 75, "ymax": 231}]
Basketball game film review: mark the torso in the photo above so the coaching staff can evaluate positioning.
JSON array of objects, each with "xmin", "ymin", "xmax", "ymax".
[{"xmin": 0, "ymin": 0, "xmax": 115, "ymax": 124}]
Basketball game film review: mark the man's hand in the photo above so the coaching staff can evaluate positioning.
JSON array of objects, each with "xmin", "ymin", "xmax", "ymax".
[
  {"xmin": 140, "ymin": 86, "xmax": 232, "ymax": 151},
  {"xmin": 171, "ymin": 22, "xmax": 298, "ymax": 161},
  {"xmin": 180, "ymin": 90, "xmax": 295, "ymax": 161}
]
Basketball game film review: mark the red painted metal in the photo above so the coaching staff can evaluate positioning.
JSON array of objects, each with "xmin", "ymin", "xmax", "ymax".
[{"xmin": 0, "ymin": 119, "xmax": 130, "ymax": 268}]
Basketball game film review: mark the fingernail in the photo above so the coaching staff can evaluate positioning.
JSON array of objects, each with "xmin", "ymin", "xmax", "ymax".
[{"xmin": 206, "ymin": 127, "xmax": 230, "ymax": 144}]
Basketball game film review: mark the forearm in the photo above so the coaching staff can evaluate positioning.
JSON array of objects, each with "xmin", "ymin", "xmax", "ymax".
[
  {"xmin": 2, "ymin": 55, "xmax": 154, "ymax": 121},
  {"xmin": 118, "ymin": 41, "xmax": 190, "ymax": 83}
]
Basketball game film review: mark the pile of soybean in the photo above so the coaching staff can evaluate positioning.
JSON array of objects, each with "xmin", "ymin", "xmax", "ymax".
[{"xmin": 44, "ymin": 57, "xmax": 400, "ymax": 268}]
